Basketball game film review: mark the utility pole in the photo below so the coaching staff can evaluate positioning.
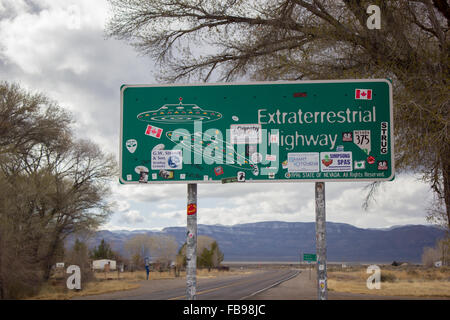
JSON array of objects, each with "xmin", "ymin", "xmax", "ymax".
[
  {"xmin": 186, "ymin": 183, "xmax": 197, "ymax": 300},
  {"xmin": 315, "ymin": 182, "xmax": 327, "ymax": 300}
]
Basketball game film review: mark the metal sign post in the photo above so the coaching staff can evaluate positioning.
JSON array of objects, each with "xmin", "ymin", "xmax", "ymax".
[
  {"xmin": 186, "ymin": 183, "xmax": 197, "ymax": 300},
  {"xmin": 315, "ymin": 182, "xmax": 327, "ymax": 300}
]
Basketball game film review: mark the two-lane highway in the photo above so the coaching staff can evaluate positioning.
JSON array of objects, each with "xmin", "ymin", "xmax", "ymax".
[
  {"xmin": 76, "ymin": 269, "xmax": 299, "ymax": 300},
  {"xmin": 168, "ymin": 269, "xmax": 299, "ymax": 300}
]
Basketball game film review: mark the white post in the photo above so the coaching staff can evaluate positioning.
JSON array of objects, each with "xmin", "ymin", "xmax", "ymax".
[
  {"xmin": 315, "ymin": 182, "xmax": 327, "ymax": 300},
  {"xmin": 186, "ymin": 183, "xmax": 197, "ymax": 300}
]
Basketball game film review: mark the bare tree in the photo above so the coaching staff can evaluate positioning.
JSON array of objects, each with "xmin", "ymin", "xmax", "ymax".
[
  {"xmin": 0, "ymin": 82, "xmax": 117, "ymax": 298},
  {"xmin": 421, "ymin": 238, "xmax": 449, "ymax": 267},
  {"xmin": 149, "ymin": 235, "xmax": 178, "ymax": 266},
  {"xmin": 107, "ymin": 0, "xmax": 450, "ymax": 228},
  {"xmin": 124, "ymin": 234, "xmax": 153, "ymax": 268},
  {"xmin": 422, "ymin": 246, "xmax": 440, "ymax": 267},
  {"xmin": 124, "ymin": 234, "xmax": 179, "ymax": 270}
]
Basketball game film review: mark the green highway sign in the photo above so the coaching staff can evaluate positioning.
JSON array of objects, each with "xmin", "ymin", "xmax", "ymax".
[
  {"xmin": 303, "ymin": 253, "xmax": 317, "ymax": 262},
  {"xmin": 120, "ymin": 80, "xmax": 394, "ymax": 184}
]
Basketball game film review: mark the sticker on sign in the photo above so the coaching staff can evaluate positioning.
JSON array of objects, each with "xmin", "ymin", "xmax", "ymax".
[
  {"xmin": 288, "ymin": 153, "xmax": 319, "ymax": 172},
  {"xmin": 151, "ymin": 150, "xmax": 182, "ymax": 170},
  {"xmin": 320, "ymin": 152, "xmax": 353, "ymax": 172},
  {"xmin": 230, "ymin": 124, "xmax": 261, "ymax": 144},
  {"xmin": 353, "ymin": 130, "xmax": 371, "ymax": 155},
  {"xmin": 355, "ymin": 89, "xmax": 372, "ymax": 100}
]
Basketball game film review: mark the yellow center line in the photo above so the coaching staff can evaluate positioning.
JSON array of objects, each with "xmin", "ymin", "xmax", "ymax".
[{"xmin": 167, "ymin": 277, "xmax": 257, "ymax": 300}]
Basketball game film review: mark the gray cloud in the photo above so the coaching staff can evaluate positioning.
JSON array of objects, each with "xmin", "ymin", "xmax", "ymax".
[
  {"xmin": 0, "ymin": 0, "xmax": 154, "ymax": 158},
  {"xmin": 118, "ymin": 210, "xmax": 145, "ymax": 225}
]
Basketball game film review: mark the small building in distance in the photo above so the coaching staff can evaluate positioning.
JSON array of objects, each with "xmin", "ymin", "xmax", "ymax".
[{"xmin": 92, "ymin": 259, "xmax": 116, "ymax": 271}]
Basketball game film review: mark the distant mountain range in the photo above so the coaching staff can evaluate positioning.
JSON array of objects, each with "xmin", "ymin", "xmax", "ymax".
[{"xmin": 69, "ymin": 221, "xmax": 446, "ymax": 263}]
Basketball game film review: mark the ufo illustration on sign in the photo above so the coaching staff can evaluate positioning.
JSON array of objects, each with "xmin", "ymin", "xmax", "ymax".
[
  {"xmin": 165, "ymin": 130, "xmax": 259, "ymax": 175},
  {"xmin": 137, "ymin": 98, "xmax": 222, "ymax": 124}
]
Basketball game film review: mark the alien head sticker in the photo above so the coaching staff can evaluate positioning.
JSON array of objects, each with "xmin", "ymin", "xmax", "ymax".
[{"xmin": 125, "ymin": 139, "xmax": 137, "ymax": 153}]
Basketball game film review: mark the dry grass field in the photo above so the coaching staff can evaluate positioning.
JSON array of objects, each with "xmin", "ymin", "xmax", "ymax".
[
  {"xmin": 29, "ymin": 268, "xmax": 252, "ymax": 300},
  {"xmin": 327, "ymin": 265, "xmax": 450, "ymax": 298}
]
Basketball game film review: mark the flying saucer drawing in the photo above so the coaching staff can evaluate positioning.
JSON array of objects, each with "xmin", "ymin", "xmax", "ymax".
[
  {"xmin": 137, "ymin": 97, "xmax": 222, "ymax": 124},
  {"xmin": 166, "ymin": 130, "xmax": 259, "ymax": 174}
]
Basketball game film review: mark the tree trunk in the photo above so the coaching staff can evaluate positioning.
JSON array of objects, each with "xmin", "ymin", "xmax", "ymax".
[
  {"xmin": 42, "ymin": 232, "xmax": 62, "ymax": 281},
  {"xmin": 0, "ymin": 231, "xmax": 4, "ymax": 299},
  {"xmin": 443, "ymin": 159, "xmax": 450, "ymax": 231}
]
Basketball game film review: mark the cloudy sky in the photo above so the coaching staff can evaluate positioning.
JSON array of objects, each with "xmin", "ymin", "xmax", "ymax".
[{"xmin": 0, "ymin": 0, "xmax": 435, "ymax": 231}]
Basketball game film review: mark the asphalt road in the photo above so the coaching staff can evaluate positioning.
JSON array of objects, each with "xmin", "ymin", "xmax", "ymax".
[{"xmin": 76, "ymin": 269, "xmax": 299, "ymax": 300}]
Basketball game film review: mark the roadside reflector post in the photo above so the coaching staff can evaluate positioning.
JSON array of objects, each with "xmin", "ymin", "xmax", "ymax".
[
  {"xmin": 186, "ymin": 183, "xmax": 197, "ymax": 300},
  {"xmin": 315, "ymin": 182, "xmax": 327, "ymax": 300}
]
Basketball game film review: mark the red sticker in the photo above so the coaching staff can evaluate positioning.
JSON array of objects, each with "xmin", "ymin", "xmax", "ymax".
[
  {"xmin": 367, "ymin": 156, "xmax": 375, "ymax": 164},
  {"xmin": 145, "ymin": 125, "xmax": 163, "ymax": 138},
  {"xmin": 355, "ymin": 89, "xmax": 372, "ymax": 100},
  {"xmin": 214, "ymin": 166, "xmax": 224, "ymax": 176},
  {"xmin": 187, "ymin": 204, "xmax": 197, "ymax": 215}
]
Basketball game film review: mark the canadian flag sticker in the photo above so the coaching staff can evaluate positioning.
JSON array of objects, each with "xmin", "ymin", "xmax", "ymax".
[
  {"xmin": 145, "ymin": 125, "xmax": 163, "ymax": 138},
  {"xmin": 355, "ymin": 89, "xmax": 372, "ymax": 100}
]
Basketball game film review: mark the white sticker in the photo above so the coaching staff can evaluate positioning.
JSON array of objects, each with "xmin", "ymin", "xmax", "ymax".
[
  {"xmin": 320, "ymin": 152, "xmax": 352, "ymax": 172},
  {"xmin": 126, "ymin": 174, "xmax": 132, "ymax": 181},
  {"xmin": 319, "ymin": 279, "xmax": 326, "ymax": 292},
  {"xmin": 125, "ymin": 139, "xmax": 137, "ymax": 153},
  {"xmin": 135, "ymin": 166, "xmax": 149, "ymax": 174},
  {"xmin": 288, "ymin": 153, "xmax": 319, "ymax": 172},
  {"xmin": 152, "ymin": 173, "xmax": 157, "ymax": 180},
  {"xmin": 354, "ymin": 160, "xmax": 366, "ymax": 170},
  {"xmin": 152, "ymin": 143, "xmax": 165, "ymax": 152},
  {"xmin": 180, "ymin": 174, "xmax": 186, "ymax": 180},
  {"xmin": 230, "ymin": 124, "xmax": 261, "ymax": 144},
  {"xmin": 203, "ymin": 175, "xmax": 209, "ymax": 181},
  {"xmin": 237, "ymin": 171, "xmax": 245, "ymax": 182},
  {"xmin": 353, "ymin": 130, "xmax": 371, "ymax": 155},
  {"xmin": 251, "ymin": 152, "xmax": 263, "ymax": 164},
  {"xmin": 266, "ymin": 154, "xmax": 277, "ymax": 161},
  {"xmin": 377, "ymin": 160, "xmax": 388, "ymax": 171},
  {"xmin": 151, "ymin": 150, "xmax": 183, "ymax": 170},
  {"xmin": 380, "ymin": 122, "xmax": 388, "ymax": 154}
]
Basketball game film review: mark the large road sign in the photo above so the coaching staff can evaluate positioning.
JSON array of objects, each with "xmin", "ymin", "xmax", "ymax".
[{"xmin": 120, "ymin": 79, "xmax": 394, "ymax": 184}]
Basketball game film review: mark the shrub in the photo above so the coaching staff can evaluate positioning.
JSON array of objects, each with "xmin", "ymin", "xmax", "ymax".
[{"xmin": 381, "ymin": 273, "xmax": 397, "ymax": 283}]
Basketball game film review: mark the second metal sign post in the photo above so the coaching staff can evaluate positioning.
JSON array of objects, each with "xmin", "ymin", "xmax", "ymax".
[{"xmin": 186, "ymin": 183, "xmax": 197, "ymax": 300}]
